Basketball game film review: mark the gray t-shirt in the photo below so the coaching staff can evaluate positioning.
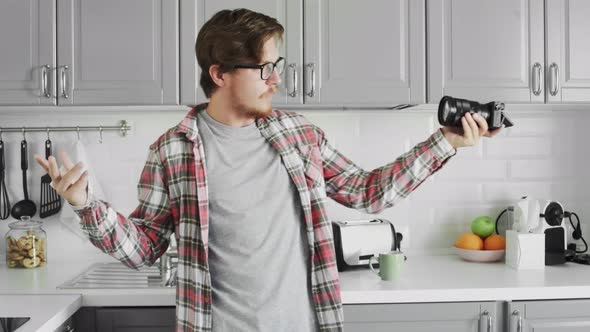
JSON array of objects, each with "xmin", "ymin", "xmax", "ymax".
[{"xmin": 197, "ymin": 110, "xmax": 319, "ymax": 332}]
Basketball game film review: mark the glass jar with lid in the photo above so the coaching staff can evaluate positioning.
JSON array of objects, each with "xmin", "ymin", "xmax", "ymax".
[{"xmin": 5, "ymin": 216, "xmax": 47, "ymax": 269}]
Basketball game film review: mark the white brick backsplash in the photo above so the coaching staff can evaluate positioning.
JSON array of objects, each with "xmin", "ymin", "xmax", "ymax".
[
  {"xmin": 550, "ymin": 182, "xmax": 580, "ymax": 205},
  {"xmin": 504, "ymin": 115, "xmax": 575, "ymax": 137},
  {"xmin": 433, "ymin": 205, "xmax": 505, "ymax": 226},
  {"xmin": 510, "ymin": 160, "xmax": 576, "ymax": 179},
  {"xmin": 436, "ymin": 159, "xmax": 507, "ymax": 180},
  {"xmin": 485, "ymin": 137, "xmax": 552, "ymax": 158},
  {"xmin": 454, "ymin": 143, "xmax": 483, "ymax": 160},
  {"xmin": 110, "ymin": 139, "xmax": 150, "ymax": 163},
  {"xmin": 356, "ymin": 113, "xmax": 433, "ymax": 170},
  {"xmin": 551, "ymin": 135, "xmax": 577, "ymax": 158},
  {"xmin": 411, "ymin": 181, "xmax": 482, "ymax": 203},
  {"xmin": 409, "ymin": 223, "xmax": 467, "ymax": 250},
  {"xmin": 358, "ymin": 112, "xmax": 432, "ymax": 139},
  {"xmin": 404, "ymin": 204, "xmax": 435, "ymax": 224},
  {"xmin": 0, "ymin": 108, "xmax": 586, "ymax": 256},
  {"xmin": 483, "ymin": 182, "xmax": 552, "ymax": 203}
]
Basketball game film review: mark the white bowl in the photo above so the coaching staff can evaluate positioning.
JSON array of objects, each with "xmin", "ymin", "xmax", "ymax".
[{"xmin": 454, "ymin": 246, "xmax": 505, "ymax": 262}]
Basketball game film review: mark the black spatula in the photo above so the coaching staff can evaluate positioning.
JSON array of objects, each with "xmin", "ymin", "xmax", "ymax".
[{"xmin": 39, "ymin": 139, "xmax": 62, "ymax": 218}]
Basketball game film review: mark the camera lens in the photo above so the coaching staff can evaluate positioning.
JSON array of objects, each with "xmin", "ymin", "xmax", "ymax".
[
  {"xmin": 438, "ymin": 96, "xmax": 461, "ymax": 127},
  {"xmin": 437, "ymin": 96, "xmax": 513, "ymax": 129}
]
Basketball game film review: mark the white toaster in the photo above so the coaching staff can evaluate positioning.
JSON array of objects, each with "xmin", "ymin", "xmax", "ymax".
[{"xmin": 332, "ymin": 219, "xmax": 402, "ymax": 271}]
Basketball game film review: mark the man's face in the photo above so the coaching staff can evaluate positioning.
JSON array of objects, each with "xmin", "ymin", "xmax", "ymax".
[{"xmin": 226, "ymin": 37, "xmax": 282, "ymax": 119}]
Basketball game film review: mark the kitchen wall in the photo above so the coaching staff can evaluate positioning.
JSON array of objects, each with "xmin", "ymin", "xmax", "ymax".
[{"xmin": 0, "ymin": 107, "xmax": 587, "ymax": 258}]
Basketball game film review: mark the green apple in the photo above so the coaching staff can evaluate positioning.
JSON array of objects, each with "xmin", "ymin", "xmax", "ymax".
[{"xmin": 471, "ymin": 216, "xmax": 495, "ymax": 238}]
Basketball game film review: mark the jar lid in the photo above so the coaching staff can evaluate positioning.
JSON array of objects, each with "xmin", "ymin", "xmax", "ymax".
[{"xmin": 8, "ymin": 216, "xmax": 43, "ymax": 230}]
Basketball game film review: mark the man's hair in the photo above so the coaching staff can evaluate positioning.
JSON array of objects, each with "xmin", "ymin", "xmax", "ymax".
[{"xmin": 195, "ymin": 9, "xmax": 284, "ymax": 98}]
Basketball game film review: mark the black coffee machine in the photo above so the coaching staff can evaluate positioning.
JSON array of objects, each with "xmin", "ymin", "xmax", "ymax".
[{"xmin": 529, "ymin": 200, "xmax": 575, "ymax": 265}]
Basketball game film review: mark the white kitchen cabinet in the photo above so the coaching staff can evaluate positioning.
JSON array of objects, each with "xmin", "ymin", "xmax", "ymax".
[
  {"xmin": 344, "ymin": 302, "xmax": 500, "ymax": 332},
  {"xmin": 0, "ymin": 0, "xmax": 55, "ymax": 105},
  {"xmin": 545, "ymin": 0, "xmax": 590, "ymax": 103},
  {"xmin": 508, "ymin": 299, "xmax": 590, "ymax": 332},
  {"xmin": 0, "ymin": 0, "xmax": 178, "ymax": 106},
  {"xmin": 181, "ymin": 0, "xmax": 425, "ymax": 107},
  {"xmin": 303, "ymin": 0, "xmax": 425, "ymax": 106},
  {"xmin": 428, "ymin": 0, "xmax": 590, "ymax": 105},
  {"xmin": 427, "ymin": 0, "xmax": 545, "ymax": 104},
  {"xmin": 57, "ymin": 0, "xmax": 178, "ymax": 105}
]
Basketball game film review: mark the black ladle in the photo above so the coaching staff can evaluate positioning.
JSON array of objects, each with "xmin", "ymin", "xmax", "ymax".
[{"xmin": 11, "ymin": 139, "xmax": 37, "ymax": 219}]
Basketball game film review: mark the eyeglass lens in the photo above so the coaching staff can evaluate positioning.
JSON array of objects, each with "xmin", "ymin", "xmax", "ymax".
[{"xmin": 262, "ymin": 58, "xmax": 285, "ymax": 80}]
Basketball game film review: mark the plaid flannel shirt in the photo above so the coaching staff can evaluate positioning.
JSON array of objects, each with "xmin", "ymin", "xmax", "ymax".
[{"xmin": 74, "ymin": 104, "xmax": 456, "ymax": 331}]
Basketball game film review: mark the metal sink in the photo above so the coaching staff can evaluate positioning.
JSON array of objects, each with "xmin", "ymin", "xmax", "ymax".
[{"xmin": 58, "ymin": 262, "xmax": 171, "ymax": 289}]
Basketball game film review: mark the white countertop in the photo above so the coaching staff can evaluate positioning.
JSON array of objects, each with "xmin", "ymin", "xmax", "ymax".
[
  {"xmin": 3, "ymin": 253, "xmax": 590, "ymax": 330},
  {"xmin": 340, "ymin": 254, "xmax": 590, "ymax": 304},
  {"xmin": 3, "ymin": 253, "xmax": 590, "ymax": 305},
  {"xmin": 0, "ymin": 294, "xmax": 81, "ymax": 332}
]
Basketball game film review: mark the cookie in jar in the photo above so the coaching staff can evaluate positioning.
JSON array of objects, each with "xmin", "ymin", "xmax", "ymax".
[{"xmin": 5, "ymin": 216, "xmax": 47, "ymax": 268}]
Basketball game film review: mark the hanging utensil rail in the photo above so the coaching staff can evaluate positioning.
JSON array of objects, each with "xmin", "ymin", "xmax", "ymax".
[{"xmin": 0, "ymin": 120, "xmax": 131, "ymax": 136}]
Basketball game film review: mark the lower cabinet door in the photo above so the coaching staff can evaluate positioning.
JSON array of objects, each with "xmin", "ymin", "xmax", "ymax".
[
  {"xmin": 508, "ymin": 299, "xmax": 590, "ymax": 332},
  {"xmin": 95, "ymin": 307, "xmax": 175, "ymax": 332},
  {"xmin": 344, "ymin": 302, "xmax": 498, "ymax": 332}
]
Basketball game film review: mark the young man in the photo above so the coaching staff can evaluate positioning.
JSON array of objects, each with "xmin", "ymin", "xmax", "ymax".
[{"xmin": 35, "ymin": 8, "xmax": 500, "ymax": 332}]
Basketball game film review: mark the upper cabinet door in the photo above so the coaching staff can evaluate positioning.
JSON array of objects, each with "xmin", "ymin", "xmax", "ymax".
[
  {"xmin": 546, "ymin": 0, "xmax": 590, "ymax": 103},
  {"xmin": 57, "ymin": 0, "xmax": 178, "ymax": 105},
  {"xmin": 184, "ymin": 0, "xmax": 303, "ymax": 106},
  {"xmin": 0, "ymin": 0, "xmax": 55, "ymax": 106},
  {"xmin": 428, "ymin": 0, "xmax": 545, "ymax": 104},
  {"xmin": 304, "ymin": 0, "xmax": 425, "ymax": 106}
]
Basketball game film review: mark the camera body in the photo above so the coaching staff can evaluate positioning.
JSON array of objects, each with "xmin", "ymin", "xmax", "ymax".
[{"xmin": 438, "ymin": 96, "xmax": 514, "ymax": 130}]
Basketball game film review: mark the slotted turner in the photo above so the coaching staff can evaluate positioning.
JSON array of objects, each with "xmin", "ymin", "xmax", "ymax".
[{"xmin": 39, "ymin": 139, "xmax": 62, "ymax": 218}]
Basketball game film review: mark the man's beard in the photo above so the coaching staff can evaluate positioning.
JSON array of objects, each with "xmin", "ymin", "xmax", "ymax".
[{"xmin": 233, "ymin": 87, "xmax": 277, "ymax": 119}]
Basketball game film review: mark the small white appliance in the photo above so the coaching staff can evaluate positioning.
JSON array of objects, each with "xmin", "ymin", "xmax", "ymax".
[
  {"xmin": 332, "ymin": 219, "xmax": 402, "ymax": 271},
  {"xmin": 512, "ymin": 197, "xmax": 570, "ymax": 265}
]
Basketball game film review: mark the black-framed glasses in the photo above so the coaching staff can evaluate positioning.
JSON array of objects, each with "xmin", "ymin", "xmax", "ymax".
[{"xmin": 233, "ymin": 57, "xmax": 285, "ymax": 80}]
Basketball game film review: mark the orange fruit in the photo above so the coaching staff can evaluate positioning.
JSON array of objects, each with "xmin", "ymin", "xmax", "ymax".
[
  {"xmin": 484, "ymin": 234, "xmax": 506, "ymax": 250},
  {"xmin": 455, "ymin": 233, "xmax": 484, "ymax": 250}
]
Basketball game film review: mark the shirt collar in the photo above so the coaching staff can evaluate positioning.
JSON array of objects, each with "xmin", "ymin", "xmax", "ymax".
[
  {"xmin": 174, "ymin": 103, "xmax": 208, "ymax": 142},
  {"xmin": 174, "ymin": 102, "xmax": 278, "ymax": 142}
]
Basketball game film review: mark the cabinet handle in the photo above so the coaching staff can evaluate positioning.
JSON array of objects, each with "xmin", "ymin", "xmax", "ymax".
[
  {"xmin": 481, "ymin": 310, "xmax": 492, "ymax": 332},
  {"xmin": 549, "ymin": 62, "xmax": 559, "ymax": 96},
  {"xmin": 288, "ymin": 63, "xmax": 298, "ymax": 97},
  {"xmin": 307, "ymin": 63, "xmax": 316, "ymax": 97},
  {"xmin": 532, "ymin": 62, "xmax": 542, "ymax": 96},
  {"xmin": 60, "ymin": 65, "xmax": 69, "ymax": 99},
  {"xmin": 512, "ymin": 310, "xmax": 522, "ymax": 332},
  {"xmin": 41, "ymin": 65, "xmax": 51, "ymax": 98}
]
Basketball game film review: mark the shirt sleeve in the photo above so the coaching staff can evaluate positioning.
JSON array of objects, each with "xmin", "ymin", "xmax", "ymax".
[
  {"xmin": 72, "ymin": 147, "xmax": 174, "ymax": 269},
  {"xmin": 320, "ymin": 128, "xmax": 456, "ymax": 213}
]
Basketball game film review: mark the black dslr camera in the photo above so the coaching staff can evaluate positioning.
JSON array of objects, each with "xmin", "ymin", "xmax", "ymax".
[{"xmin": 438, "ymin": 96, "xmax": 514, "ymax": 130}]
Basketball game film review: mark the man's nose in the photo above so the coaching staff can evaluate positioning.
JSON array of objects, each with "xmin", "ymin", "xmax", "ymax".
[{"xmin": 267, "ymin": 68, "xmax": 282, "ymax": 86}]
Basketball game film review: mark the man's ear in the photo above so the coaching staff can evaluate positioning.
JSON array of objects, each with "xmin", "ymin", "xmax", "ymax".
[{"xmin": 209, "ymin": 64, "xmax": 227, "ymax": 88}]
